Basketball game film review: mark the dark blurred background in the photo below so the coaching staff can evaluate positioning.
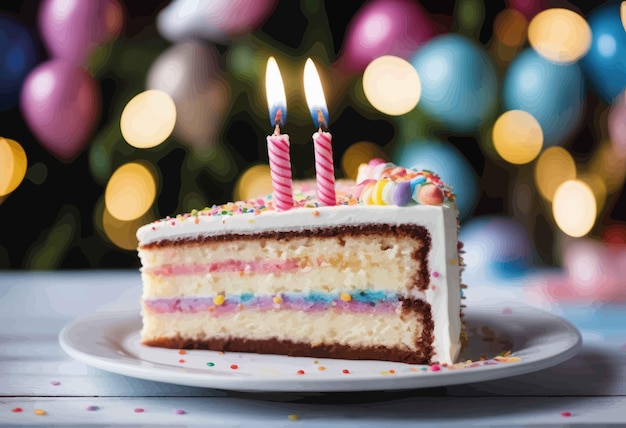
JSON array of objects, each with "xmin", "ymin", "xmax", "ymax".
[{"xmin": 1, "ymin": 0, "xmax": 626, "ymax": 302}]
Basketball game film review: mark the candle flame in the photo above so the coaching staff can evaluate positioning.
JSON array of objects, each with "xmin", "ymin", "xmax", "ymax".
[
  {"xmin": 266, "ymin": 56, "xmax": 287, "ymax": 128},
  {"xmin": 304, "ymin": 58, "xmax": 329, "ymax": 129}
]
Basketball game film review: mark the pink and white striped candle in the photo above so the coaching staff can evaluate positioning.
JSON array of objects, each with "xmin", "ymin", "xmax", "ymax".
[
  {"xmin": 312, "ymin": 130, "xmax": 335, "ymax": 206},
  {"xmin": 265, "ymin": 57, "xmax": 294, "ymax": 211},
  {"xmin": 267, "ymin": 130, "xmax": 294, "ymax": 211},
  {"xmin": 304, "ymin": 58, "xmax": 336, "ymax": 206}
]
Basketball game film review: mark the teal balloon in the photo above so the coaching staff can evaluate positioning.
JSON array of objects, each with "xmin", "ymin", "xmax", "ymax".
[
  {"xmin": 410, "ymin": 34, "xmax": 498, "ymax": 132},
  {"xmin": 392, "ymin": 139, "xmax": 479, "ymax": 220},
  {"xmin": 579, "ymin": 2, "xmax": 626, "ymax": 104},
  {"xmin": 503, "ymin": 48, "xmax": 585, "ymax": 147}
]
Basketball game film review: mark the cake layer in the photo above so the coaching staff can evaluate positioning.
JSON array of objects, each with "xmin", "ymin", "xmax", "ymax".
[
  {"xmin": 141, "ymin": 301, "xmax": 434, "ymax": 364},
  {"xmin": 140, "ymin": 228, "xmax": 428, "ymax": 298}
]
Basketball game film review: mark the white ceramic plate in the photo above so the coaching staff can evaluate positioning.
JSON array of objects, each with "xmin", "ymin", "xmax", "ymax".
[{"xmin": 59, "ymin": 303, "xmax": 581, "ymax": 392}]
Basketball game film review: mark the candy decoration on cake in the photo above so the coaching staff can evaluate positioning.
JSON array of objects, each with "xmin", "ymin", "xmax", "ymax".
[
  {"xmin": 304, "ymin": 58, "xmax": 336, "ymax": 207},
  {"xmin": 264, "ymin": 57, "xmax": 294, "ymax": 211}
]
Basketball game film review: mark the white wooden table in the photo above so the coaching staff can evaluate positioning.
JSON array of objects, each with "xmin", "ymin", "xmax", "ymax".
[{"xmin": 1, "ymin": 270, "xmax": 626, "ymax": 426}]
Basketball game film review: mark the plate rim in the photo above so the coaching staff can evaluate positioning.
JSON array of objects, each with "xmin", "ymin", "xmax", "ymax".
[{"xmin": 58, "ymin": 303, "xmax": 583, "ymax": 392}]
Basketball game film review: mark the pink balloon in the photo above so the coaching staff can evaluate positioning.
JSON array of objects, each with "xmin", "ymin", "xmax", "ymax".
[
  {"xmin": 38, "ymin": 0, "xmax": 124, "ymax": 65},
  {"xmin": 526, "ymin": 238, "xmax": 626, "ymax": 303},
  {"xmin": 337, "ymin": 0, "xmax": 444, "ymax": 74},
  {"xmin": 20, "ymin": 59, "xmax": 101, "ymax": 162},
  {"xmin": 608, "ymin": 90, "xmax": 626, "ymax": 158},
  {"xmin": 505, "ymin": 0, "xmax": 549, "ymax": 20}
]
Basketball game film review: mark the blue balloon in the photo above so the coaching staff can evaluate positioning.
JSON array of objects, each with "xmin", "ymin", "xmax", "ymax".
[
  {"xmin": 459, "ymin": 215, "xmax": 532, "ymax": 282},
  {"xmin": 392, "ymin": 139, "xmax": 479, "ymax": 220},
  {"xmin": 410, "ymin": 34, "xmax": 498, "ymax": 132},
  {"xmin": 579, "ymin": 2, "xmax": 626, "ymax": 104},
  {"xmin": 0, "ymin": 14, "xmax": 39, "ymax": 112},
  {"xmin": 502, "ymin": 48, "xmax": 585, "ymax": 147}
]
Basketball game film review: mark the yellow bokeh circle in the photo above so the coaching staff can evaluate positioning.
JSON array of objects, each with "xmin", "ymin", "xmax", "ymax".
[
  {"xmin": 552, "ymin": 179, "xmax": 597, "ymax": 238},
  {"xmin": 534, "ymin": 146, "xmax": 576, "ymax": 201},
  {"xmin": 493, "ymin": 110, "xmax": 543, "ymax": 164},
  {"xmin": 621, "ymin": 2, "xmax": 626, "ymax": 32},
  {"xmin": 234, "ymin": 164, "xmax": 273, "ymax": 202},
  {"xmin": 0, "ymin": 137, "xmax": 28, "ymax": 197},
  {"xmin": 120, "ymin": 89, "xmax": 177, "ymax": 148},
  {"xmin": 105, "ymin": 162, "xmax": 157, "ymax": 221},
  {"xmin": 528, "ymin": 8, "xmax": 592, "ymax": 64},
  {"xmin": 341, "ymin": 141, "xmax": 387, "ymax": 181},
  {"xmin": 363, "ymin": 55, "xmax": 421, "ymax": 116}
]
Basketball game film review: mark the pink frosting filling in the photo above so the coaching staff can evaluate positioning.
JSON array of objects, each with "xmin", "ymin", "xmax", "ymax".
[{"xmin": 146, "ymin": 259, "xmax": 301, "ymax": 276}]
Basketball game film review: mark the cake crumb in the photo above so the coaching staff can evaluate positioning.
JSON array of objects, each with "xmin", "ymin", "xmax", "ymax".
[
  {"xmin": 288, "ymin": 414, "xmax": 300, "ymax": 421},
  {"xmin": 34, "ymin": 409, "xmax": 46, "ymax": 415}
]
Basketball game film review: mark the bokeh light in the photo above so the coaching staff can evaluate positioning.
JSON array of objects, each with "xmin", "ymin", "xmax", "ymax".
[
  {"xmin": 233, "ymin": 164, "xmax": 273, "ymax": 202},
  {"xmin": 120, "ymin": 89, "xmax": 176, "ymax": 149},
  {"xmin": 622, "ymin": 1, "xmax": 626, "ymax": 31},
  {"xmin": 102, "ymin": 204, "xmax": 153, "ymax": 251},
  {"xmin": 588, "ymin": 141, "xmax": 626, "ymax": 193},
  {"xmin": 104, "ymin": 162, "xmax": 157, "ymax": 221},
  {"xmin": 493, "ymin": 8, "xmax": 528, "ymax": 47},
  {"xmin": 363, "ymin": 55, "xmax": 421, "ymax": 116},
  {"xmin": 0, "ymin": 137, "xmax": 28, "ymax": 197},
  {"xmin": 534, "ymin": 146, "xmax": 576, "ymax": 201},
  {"xmin": 528, "ymin": 8, "xmax": 591, "ymax": 64},
  {"xmin": 342, "ymin": 141, "xmax": 387, "ymax": 181},
  {"xmin": 492, "ymin": 110, "xmax": 543, "ymax": 164},
  {"xmin": 578, "ymin": 173, "xmax": 607, "ymax": 214},
  {"xmin": 553, "ymin": 179, "xmax": 596, "ymax": 238}
]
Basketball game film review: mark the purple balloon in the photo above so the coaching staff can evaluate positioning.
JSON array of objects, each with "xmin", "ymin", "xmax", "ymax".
[
  {"xmin": 608, "ymin": 91, "xmax": 626, "ymax": 158},
  {"xmin": 337, "ymin": 0, "xmax": 444, "ymax": 74},
  {"xmin": 20, "ymin": 59, "xmax": 100, "ymax": 162},
  {"xmin": 38, "ymin": 0, "xmax": 124, "ymax": 65}
]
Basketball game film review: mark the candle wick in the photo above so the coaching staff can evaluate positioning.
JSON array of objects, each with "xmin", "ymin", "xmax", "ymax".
[
  {"xmin": 274, "ymin": 124, "xmax": 280, "ymax": 136},
  {"xmin": 317, "ymin": 109, "xmax": 326, "ymax": 130}
]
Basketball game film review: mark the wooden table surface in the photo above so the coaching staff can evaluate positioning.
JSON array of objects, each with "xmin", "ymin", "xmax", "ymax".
[{"xmin": 1, "ymin": 270, "xmax": 625, "ymax": 426}]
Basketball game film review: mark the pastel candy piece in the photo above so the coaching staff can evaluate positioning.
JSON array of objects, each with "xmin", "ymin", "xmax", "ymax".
[
  {"xmin": 381, "ymin": 180, "xmax": 397, "ymax": 205},
  {"xmin": 361, "ymin": 182, "xmax": 377, "ymax": 204},
  {"xmin": 372, "ymin": 178, "xmax": 390, "ymax": 205},
  {"xmin": 392, "ymin": 180, "xmax": 412, "ymax": 206},
  {"xmin": 410, "ymin": 175, "xmax": 427, "ymax": 195},
  {"xmin": 418, "ymin": 183, "xmax": 445, "ymax": 205},
  {"xmin": 368, "ymin": 158, "xmax": 386, "ymax": 166},
  {"xmin": 382, "ymin": 166, "xmax": 407, "ymax": 180},
  {"xmin": 356, "ymin": 163, "xmax": 373, "ymax": 183},
  {"xmin": 355, "ymin": 178, "xmax": 376, "ymax": 199},
  {"xmin": 372, "ymin": 162, "xmax": 394, "ymax": 179}
]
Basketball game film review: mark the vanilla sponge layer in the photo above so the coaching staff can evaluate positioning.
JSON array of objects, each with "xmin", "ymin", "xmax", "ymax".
[
  {"xmin": 139, "ymin": 234, "xmax": 424, "ymax": 298},
  {"xmin": 141, "ymin": 308, "xmax": 423, "ymax": 352}
]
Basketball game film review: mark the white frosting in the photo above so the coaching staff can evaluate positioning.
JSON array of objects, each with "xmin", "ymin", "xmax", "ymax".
[{"xmin": 137, "ymin": 201, "xmax": 462, "ymax": 364}]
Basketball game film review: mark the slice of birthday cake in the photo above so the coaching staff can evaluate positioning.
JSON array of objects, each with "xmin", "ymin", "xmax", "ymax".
[{"xmin": 136, "ymin": 159, "xmax": 464, "ymax": 365}]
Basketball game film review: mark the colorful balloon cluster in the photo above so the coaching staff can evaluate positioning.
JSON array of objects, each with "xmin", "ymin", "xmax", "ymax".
[{"xmin": 19, "ymin": 0, "xmax": 124, "ymax": 162}]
